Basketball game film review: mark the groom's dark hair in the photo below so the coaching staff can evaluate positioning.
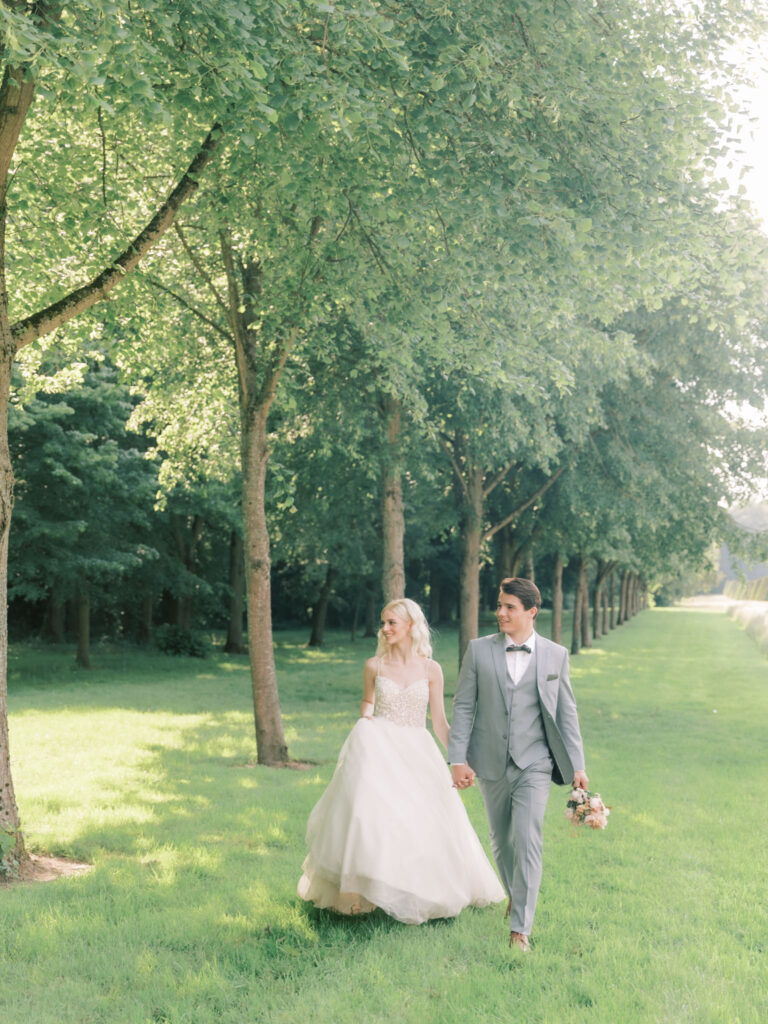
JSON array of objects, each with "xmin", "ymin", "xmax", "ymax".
[{"xmin": 500, "ymin": 577, "xmax": 542, "ymax": 614}]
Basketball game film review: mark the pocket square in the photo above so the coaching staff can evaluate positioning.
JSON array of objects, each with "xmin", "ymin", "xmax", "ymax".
[{"xmin": 546, "ymin": 673, "xmax": 558, "ymax": 681}]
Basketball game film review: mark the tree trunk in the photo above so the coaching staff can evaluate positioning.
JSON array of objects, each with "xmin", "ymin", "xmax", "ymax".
[
  {"xmin": 364, "ymin": 582, "xmax": 377, "ymax": 637},
  {"xmin": 439, "ymin": 585, "xmax": 455, "ymax": 625},
  {"xmin": 242, "ymin": 403, "xmax": 289, "ymax": 765},
  {"xmin": 45, "ymin": 592, "xmax": 65, "ymax": 643},
  {"xmin": 458, "ymin": 467, "xmax": 484, "ymax": 665},
  {"xmin": 381, "ymin": 395, "xmax": 405, "ymax": 602},
  {"xmin": 570, "ymin": 567, "xmax": 582, "ymax": 656},
  {"xmin": 609, "ymin": 571, "xmax": 616, "ymax": 630},
  {"xmin": 173, "ymin": 514, "xmax": 203, "ymax": 632},
  {"xmin": 511, "ymin": 548, "xmax": 524, "ymax": 577},
  {"xmin": 499, "ymin": 524, "xmax": 514, "ymax": 579},
  {"xmin": 138, "ymin": 594, "xmax": 153, "ymax": 645},
  {"xmin": 629, "ymin": 573, "xmax": 638, "ymax": 617},
  {"xmin": 308, "ymin": 564, "xmax": 337, "ymax": 647},
  {"xmin": 0, "ymin": 34, "xmax": 46, "ymax": 869},
  {"xmin": 429, "ymin": 577, "xmax": 442, "ymax": 625},
  {"xmin": 350, "ymin": 588, "xmax": 362, "ymax": 641},
  {"xmin": 593, "ymin": 577, "xmax": 603, "ymax": 640},
  {"xmin": 524, "ymin": 548, "xmax": 535, "ymax": 583},
  {"xmin": 0, "ymin": 347, "xmax": 23, "ymax": 862},
  {"xmin": 592, "ymin": 560, "xmax": 614, "ymax": 640},
  {"xmin": 76, "ymin": 587, "xmax": 91, "ymax": 669},
  {"xmin": 551, "ymin": 552, "xmax": 564, "ymax": 645},
  {"xmin": 176, "ymin": 597, "xmax": 191, "ymax": 632},
  {"xmin": 224, "ymin": 528, "xmax": 246, "ymax": 654},
  {"xmin": 618, "ymin": 570, "xmax": 629, "ymax": 624},
  {"xmin": 579, "ymin": 558, "xmax": 592, "ymax": 649}
]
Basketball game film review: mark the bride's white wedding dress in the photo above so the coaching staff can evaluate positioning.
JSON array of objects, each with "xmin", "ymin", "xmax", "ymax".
[{"xmin": 297, "ymin": 673, "xmax": 505, "ymax": 924}]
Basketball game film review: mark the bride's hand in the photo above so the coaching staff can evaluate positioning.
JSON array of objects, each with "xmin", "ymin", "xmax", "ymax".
[{"xmin": 451, "ymin": 763, "xmax": 475, "ymax": 789}]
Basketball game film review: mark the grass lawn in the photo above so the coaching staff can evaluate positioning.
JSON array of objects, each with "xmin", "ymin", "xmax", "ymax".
[{"xmin": 1, "ymin": 608, "xmax": 767, "ymax": 1024}]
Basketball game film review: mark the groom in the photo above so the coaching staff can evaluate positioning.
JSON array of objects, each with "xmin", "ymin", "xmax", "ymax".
[{"xmin": 448, "ymin": 577, "xmax": 588, "ymax": 951}]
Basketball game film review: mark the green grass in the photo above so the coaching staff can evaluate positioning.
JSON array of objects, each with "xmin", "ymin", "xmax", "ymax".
[{"xmin": 1, "ymin": 609, "xmax": 767, "ymax": 1024}]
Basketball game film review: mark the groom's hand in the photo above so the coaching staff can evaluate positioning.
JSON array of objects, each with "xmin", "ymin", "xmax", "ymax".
[
  {"xmin": 451, "ymin": 763, "xmax": 476, "ymax": 790},
  {"xmin": 573, "ymin": 770, "xmax": 589, "ymax": 790}
]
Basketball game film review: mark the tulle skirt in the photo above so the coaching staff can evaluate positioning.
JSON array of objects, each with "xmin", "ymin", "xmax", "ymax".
[{"xmin": 298, "ymin": 716, "xmax": 505, "ymax": 924}]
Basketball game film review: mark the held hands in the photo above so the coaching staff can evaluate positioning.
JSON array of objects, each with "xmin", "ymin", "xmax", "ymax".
[
  {"xmin": 572, "ymin": 770, "xmax": 589, "ymax": 790},
  {"xmin": 451, "ymin": 763, "xmax": 476, "ymax": 790}
]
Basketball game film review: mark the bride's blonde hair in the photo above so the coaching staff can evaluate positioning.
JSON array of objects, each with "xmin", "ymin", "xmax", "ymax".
[{"xmin": 376, "ymin": 598, "xmax": 433, "ymax": 659}]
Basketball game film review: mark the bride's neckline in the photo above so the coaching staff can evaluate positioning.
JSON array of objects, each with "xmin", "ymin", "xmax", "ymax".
[{"xmin": 376, "ymin": 674, "xmax": 428, "ymax": 691}]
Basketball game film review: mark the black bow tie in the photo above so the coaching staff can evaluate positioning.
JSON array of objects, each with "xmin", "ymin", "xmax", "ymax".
[{"xmin": 506, "ymin": 644, "xmax": 531, "ymax": 654}]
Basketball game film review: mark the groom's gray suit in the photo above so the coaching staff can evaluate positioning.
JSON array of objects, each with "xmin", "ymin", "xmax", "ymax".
[{"xmin": 447, "ymin": 631, "xmax": 585, "ymax": 936}]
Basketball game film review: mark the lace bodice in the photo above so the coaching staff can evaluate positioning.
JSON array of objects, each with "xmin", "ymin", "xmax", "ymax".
[{"xmin": 374, "ymin": 676, "xmax": 429, "ymax": 729}]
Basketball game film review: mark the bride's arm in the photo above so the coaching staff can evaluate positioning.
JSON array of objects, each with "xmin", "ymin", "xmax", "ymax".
[
  {"xmin": 360, "ymin": 659, "xmax": 376, "ymax": 719},
  {"xmin": 427, "ymin": 661, "xmax": 450, "ymax": 749}
]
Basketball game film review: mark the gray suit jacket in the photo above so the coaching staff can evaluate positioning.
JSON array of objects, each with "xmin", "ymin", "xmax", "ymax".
[{"xmin": 447, "ymin": 631, "xmax": 585, "ymax": 786}]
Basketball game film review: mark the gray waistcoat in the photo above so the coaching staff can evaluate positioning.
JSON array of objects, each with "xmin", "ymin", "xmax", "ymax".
[{"xmin": 506, "ymin": 653, "xmax": 552, "ymax": 769}]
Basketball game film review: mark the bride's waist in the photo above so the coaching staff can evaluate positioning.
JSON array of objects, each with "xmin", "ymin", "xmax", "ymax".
[{"xmin": 373, "ymin": 713, "xmax": 426, "ymax": 730}]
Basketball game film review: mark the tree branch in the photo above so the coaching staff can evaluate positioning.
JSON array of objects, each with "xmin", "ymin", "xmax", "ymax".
[
  {"xmin": 174, "ymin": 221, "xmax": 230, "ymax": 319},
  {"xmin": 97, "ymin": 105, "xmax": 108, "ymax": 207},
  {"xmin": 260, "ymin": 324, "xmax": 299, "ymax": 408},
  {"xmin": 436, "ymin": 431, "xmax": 472, "ymax": 505},
  {"xmin": 483, "ymin": 463, "xmax": 567, "ymax": 542},
  {"xmin": 141, "ymin": 273, "xmax": 231, "ymax": 343},
  {"xmin": 0, "ymin": 16, "xmax": 55, "ymax": 195},
  {"xmin": 219, "ymin": 227, "xmax": 249, "ymax": 406},
  {"xmin": 10, "ymin": 123, "xmax": 223, "ymax": 352},
  {"xmin": 350, "ymin": 204, "xmax": 389, "ymax": 274},
  {"xmin": 483, "ymin": 458, "xmax": 523, "ymax": 500}
]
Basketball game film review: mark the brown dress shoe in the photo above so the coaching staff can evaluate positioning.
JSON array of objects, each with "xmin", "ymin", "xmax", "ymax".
[{"xmin": 509, "ymin": 931, "xmax": 531, "ymax": 952}]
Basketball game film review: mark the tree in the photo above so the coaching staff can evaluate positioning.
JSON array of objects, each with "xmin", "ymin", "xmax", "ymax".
[
  {"xmin": 9, "ymin": 361, "xmax": 157, "ymax": 665},
  {"xmin": 0, "ymin": 0, "xmax": 280, "ymax": 863}
]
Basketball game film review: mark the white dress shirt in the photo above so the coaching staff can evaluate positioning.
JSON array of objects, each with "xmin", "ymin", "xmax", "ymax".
[{"xmin": 504, "ymin": 630, "xmax": 536, "ymax": 686}]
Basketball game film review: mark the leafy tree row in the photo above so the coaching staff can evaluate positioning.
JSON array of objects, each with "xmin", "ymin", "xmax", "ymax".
[{"xmin": 2, "ymin": 0, "xmax": 768, "ymax": 871}]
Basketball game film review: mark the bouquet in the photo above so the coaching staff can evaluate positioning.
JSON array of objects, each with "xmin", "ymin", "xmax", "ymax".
[{"xmin": 566, "ymin": 787, "xmax": 610, "ymax": 829}]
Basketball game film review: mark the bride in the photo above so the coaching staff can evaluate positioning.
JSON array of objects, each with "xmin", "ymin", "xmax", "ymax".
[{"xmin": 297, "ymin": 598, "xmax": 504, "ymax": 924}]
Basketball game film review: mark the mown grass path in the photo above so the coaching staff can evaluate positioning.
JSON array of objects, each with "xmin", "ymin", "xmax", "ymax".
[{"xmin": 1, "ymin": 607, "xmax": 766, "ymax": 1023}]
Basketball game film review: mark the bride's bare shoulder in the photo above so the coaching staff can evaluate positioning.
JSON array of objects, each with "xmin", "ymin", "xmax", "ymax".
[{"xmin": 426, "ymin": 657, "xmax": 444, "ymax": 683}]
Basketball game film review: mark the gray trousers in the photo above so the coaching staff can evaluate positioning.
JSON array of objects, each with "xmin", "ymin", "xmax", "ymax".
[{"xmin": 478, "ymin": 756, "xmax": 552, "ymax": 935}]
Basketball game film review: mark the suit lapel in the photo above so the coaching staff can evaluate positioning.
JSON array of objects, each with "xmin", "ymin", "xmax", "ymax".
[
  {"xmin": 491, "ymin": 633, "xmax": 508, "ymax": 706},
  {"xmin": 536, "ymin": 636, "xmax": 558, "ymax": 716}
]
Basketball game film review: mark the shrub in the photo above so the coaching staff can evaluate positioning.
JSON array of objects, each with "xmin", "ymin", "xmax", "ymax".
[{"xmin": 154, "ymin": 624, "xmax": 209, "ymax": 658}]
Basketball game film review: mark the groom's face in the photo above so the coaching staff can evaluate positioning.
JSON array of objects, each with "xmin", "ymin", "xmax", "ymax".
[{"xmin": 496, "ymin": 590, "xmax": 537, "ymax": 640}]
